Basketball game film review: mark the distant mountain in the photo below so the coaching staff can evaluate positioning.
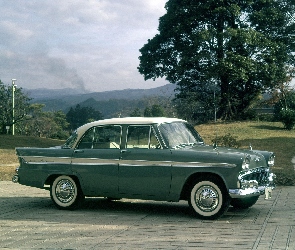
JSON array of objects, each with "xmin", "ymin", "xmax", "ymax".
[
  {"xmin": 27, "ymin": 84, "xmax": 176, "ymax": 101},
  {"xmin": 24, "ymin": 88, "xmax": 87, "ymax": 100},
  {"xmin": 28, "ymin": 84, "xmax": 177, "ymax": 117}
]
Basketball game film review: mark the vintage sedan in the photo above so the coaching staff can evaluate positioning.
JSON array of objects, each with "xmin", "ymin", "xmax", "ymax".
[{"xmin": 13, "ymin": 117, "xmax": 275, "ymax": 219}]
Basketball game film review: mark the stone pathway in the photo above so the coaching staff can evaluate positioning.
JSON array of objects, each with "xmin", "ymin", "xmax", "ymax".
[{"xmin": 0, "ymin": 181, "xmax": 294, "ymax": 249}]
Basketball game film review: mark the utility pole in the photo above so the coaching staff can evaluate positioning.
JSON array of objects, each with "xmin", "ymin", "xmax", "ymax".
[{"xmin": 12, "ymin": 79, "xmax": 17, "ymax": 135}]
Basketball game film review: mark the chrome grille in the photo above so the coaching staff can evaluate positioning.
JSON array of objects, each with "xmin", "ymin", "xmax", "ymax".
[{"xmin": 239, "ymin": 168, "xmax": 270, "ymax": 186}]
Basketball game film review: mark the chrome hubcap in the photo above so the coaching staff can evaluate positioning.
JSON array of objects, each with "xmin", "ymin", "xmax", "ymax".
[
  {"xmin": 55, "ymin": 179, "xmax": 75, "ymax": 203},
  {"xmin": 195, "ymin": 185, "xmax": 219, "ymax": 212}
]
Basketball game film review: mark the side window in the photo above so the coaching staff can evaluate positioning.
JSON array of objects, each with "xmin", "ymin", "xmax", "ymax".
[
  {"xmin": 126, "ymin": 125, "xmax": 159, "ymax": 149},
  {"xmin": 77, "ymin": 127, "xmax": 94, "ymax": 149},
  {"xmin": 93, "ymin": 126, "xmax": 121, "ymax": 149},
  {"xmin": 78, "ymin": 126, "xmax": 121, "ymax": 149}
]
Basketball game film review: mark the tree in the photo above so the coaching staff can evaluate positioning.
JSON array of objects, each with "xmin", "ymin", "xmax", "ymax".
[
  {"xmin": 143, "ymin": 107, "xmax": 153, "ymax": 117},
  {"xmin": 138, "ymin": 0, "xmax": 295, "ymax": 120},
  {"xmin": 66, "ymin": 104, "xmax": 103, "ymax": 131},
  {"xmin": 151, "ymin": 104, "xmax": 166, "ymax": 117},
  {"xmin": 130, "ymin": 108, "xmax": 142, "ymax": 117},
  {"xmin": 272, "ymin": 83, "xmax": 295, "ymax": 130},
  {"xmin": 266, "ymin": 67, "xmax": 295, "ymax": 125},
  {"xmin": 279, "ymin": 108, "xmax": 295, "ymax": 130},
  {"xmin": 18, "ymin": 104, "xmax": 70, "ymax": 138},
  {"xmin": 129, "ymin": 96, "xmax": 176, "ymax": 118},
  {"xmin": 173, "ymin": 94, "xmax": 210, "ymax": 123},
  {"xmin": 53, "ymin": 111, "xmax": 70, "ymax": 138},
  {"xmin": 144, "ymin": 104, "xmax": 165, "ymax": 117},
  {"xmin": 0, "ymin": 80, "xmax": 31, "ymax": 134}
]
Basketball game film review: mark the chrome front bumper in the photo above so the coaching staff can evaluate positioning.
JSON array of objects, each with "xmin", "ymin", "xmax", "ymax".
[
  {"xmin": 229, "ymin": 170, "xmax": 275, "ymax": 199},
  {"xmin": 229, "ymin": 185, "xmax": 275, "ymax": 199}
]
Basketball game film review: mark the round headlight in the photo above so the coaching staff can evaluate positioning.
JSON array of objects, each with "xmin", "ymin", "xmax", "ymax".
[{"xmin": 242, "ymin": 155, "xmax": 250, "ymax": 170}]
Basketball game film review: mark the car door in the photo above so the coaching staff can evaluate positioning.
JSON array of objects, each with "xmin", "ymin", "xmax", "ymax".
[
  {"xmin": 71, "ymin": 125, "xmax": 121, "ymax": 197},
  {"xmin": 119, "ymin": 125, "xmax": 172, "ymax": 200}
]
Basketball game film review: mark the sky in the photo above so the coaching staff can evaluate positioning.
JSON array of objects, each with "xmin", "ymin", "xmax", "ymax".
[{"xmin": 0, "ymin": 0, "xmax": 168, "ymax": 92}]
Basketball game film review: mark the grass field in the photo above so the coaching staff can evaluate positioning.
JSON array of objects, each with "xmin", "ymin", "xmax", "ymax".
[
  {"xmin": 0, "ymin": 136, "xmax": 65, "ymax": 181},
  {"xmin": 0, "ymin": 121, "xmax": 294, "ymax": 185}
]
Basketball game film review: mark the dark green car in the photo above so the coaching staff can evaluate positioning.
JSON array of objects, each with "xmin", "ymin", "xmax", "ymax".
[{"xmin": 13, "ymin": 117, "xmax": 275, "ymax": 219}]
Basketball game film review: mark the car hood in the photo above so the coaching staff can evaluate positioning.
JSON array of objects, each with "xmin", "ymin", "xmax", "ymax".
[{"xmin": 173, "ymin": 144, "xmax": 270, "ymax": 168}]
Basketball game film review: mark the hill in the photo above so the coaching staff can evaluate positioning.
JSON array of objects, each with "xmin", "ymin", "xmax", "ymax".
[{"xmin": 26, "ymin": 84, "xmax": 177, "ymax": 117}]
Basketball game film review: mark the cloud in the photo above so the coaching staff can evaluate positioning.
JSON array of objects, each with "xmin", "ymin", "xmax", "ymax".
[
  {"xmin": 0, "ymin": 20, "xmax": 34, "ymax": 43},
  {"xmin": 0, "ymin": 0, "xmax": 167, "ymax": 92},
  {"xmin": 0, "ymin": 51, "xmax": 87, "ymax": 91}
]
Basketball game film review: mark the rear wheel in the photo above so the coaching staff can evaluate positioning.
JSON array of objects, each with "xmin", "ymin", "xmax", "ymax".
[
  {"xmin": 230, "ymin": 196, "xmax": 259, "ymax": 209},
  {"xmin": 188, "ymin": 177, "xmax": 230, "ymax": 220},
  {"xmin": 50, "ymin": 175, "xmax": 84, "ymax": 210}
]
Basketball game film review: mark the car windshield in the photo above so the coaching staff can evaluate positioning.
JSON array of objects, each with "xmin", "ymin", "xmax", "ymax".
[
  {"xmin": 158, "ymin": 122, "xmax": 204, "ymax": 149},
  {"xmin": 63, "ymin": 131, "xmax": 78, "ymax": 148}
]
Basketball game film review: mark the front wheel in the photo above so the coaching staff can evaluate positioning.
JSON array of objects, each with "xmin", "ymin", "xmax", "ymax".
[
  {"xmin": 188, "ymin": 178, "xmax": 230, "ymax": 220},
  {"xmin": 50, "ymin": 175, "xmax": 84, "ymax": 210}
]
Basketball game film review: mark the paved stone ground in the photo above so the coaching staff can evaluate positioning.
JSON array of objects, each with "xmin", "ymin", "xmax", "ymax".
[{"xmin": 0, "ymin": 181, "xmax": 294, "ymax": 250}]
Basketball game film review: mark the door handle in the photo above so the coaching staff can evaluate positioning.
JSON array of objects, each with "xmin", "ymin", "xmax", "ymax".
[
  {"xmin": 120, "ymin": 149, "xmax": 128, "ymax": 159},
  {"xmin": 74, "ymin": 149, "xmax": 84, "ymax": 153}
]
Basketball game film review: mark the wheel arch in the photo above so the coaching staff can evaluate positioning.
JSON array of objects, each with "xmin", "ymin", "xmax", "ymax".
[
  {"xmin": 45, "ymin": 174, "xmax": 82, "ymax": 188},
  {"xmin": 180, "ymin": 172, "xmax": 228, "ymax": 200}
]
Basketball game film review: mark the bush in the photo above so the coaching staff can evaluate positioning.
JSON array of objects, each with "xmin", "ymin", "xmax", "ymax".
[
  {"xmin": 279, "ymin": 108, "xmax": 295, "ymax": 130},
  {"xmin": 257, "ymin": 113, "xmax": 274, "ymax": 122},
  {"xmin": 212, "ymin": 133, "xmax": 240, "ymax": 148},
  {"xmin": 274, "ymin": 170, "xmax": 295, "ymax": 186}
]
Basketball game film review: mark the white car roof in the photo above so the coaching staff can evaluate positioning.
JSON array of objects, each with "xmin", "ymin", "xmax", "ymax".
[{"xmin": 77, "ymin": 117, "xmax": 185, "ymax": 133}]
